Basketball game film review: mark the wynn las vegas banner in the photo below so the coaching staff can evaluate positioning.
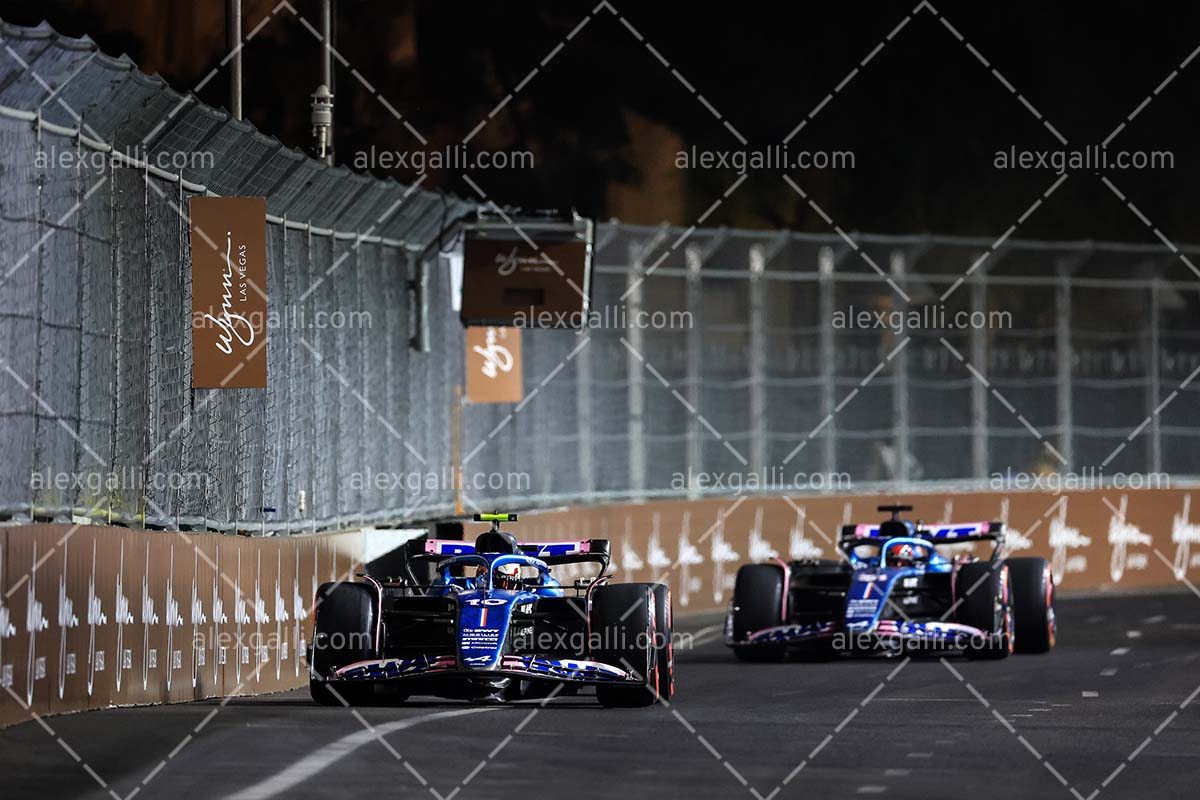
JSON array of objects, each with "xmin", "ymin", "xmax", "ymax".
[{"xmin": 190, "ymin": 197, "xmax": 268, "ymax": 388}]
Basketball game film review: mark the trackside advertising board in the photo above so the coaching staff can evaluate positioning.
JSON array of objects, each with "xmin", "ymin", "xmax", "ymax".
[{"xmin": 190, "ymin": 197, "xmax": 268, "ymax": 388}]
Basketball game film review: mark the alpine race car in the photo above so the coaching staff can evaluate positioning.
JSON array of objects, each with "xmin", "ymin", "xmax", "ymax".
[
  {"xmin": 726, "ymin": 505, "xmax": 1056, "ymax": 660},
  {"xmin": 309, "ymin": 513, "xmax": 673, "ymax": 707}
]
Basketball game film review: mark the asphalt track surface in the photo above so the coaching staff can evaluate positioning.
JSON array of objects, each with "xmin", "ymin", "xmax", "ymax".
[{"xmin": 2, "ymin": 592, "xmax": 1198, "ymax": 800}]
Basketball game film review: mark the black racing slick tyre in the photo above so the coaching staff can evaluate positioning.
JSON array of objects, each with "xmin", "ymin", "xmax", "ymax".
[
  {"xmin": 955, "ymin": 562, "xmax": 1013, "ymax": 660},
  {"xmin": 731, "ymin": 564, "xmax": 786, "ymax": 661},
  {"xmin": 651, "ymin": 583, "xmax": 674, "ymax": 701},
  {"xmin": 1006, "ymin": 557, "xmax": 1056, "ymax": 654},
  {"xmin": 309, "ymin": 582, "xmax": 379, "ymax": 706},
  {"xmin": 592, "ymin": 583, "xmax": 660, "ymax": 708}
]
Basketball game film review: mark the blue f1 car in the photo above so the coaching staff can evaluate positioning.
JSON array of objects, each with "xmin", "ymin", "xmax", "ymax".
[
  {"xmin": 726, "ymin": 505, "xmax": 1056, "ymax": 660},
  {"xmin": 309, "ymin": 514, "xmax": 673, "ymax": 707}
]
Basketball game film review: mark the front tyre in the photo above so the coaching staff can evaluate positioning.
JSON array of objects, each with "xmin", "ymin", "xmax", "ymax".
[
  {"xmin": 592, "ymin": 583, "xmax": 660, "ymax": 708},
  {"xmin": 955, "ymin": 562, "xmax": 1013, "ymax": 660},
  {"xmin": 651, "ymin": 583, "xmax": 674, "ymax": 701},
  {"xmin": 309, "ymin": 581, "xmax": 379, "ymax": 706},
  {"xmin": 1005, "ymin": 557, "xmax": 1056, "ymax": 654},
  {"xmin": 730, "ymin": 564, "xmax": 786, "ymax": 661}
]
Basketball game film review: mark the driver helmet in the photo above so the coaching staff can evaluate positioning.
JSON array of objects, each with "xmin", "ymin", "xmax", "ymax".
[
  {"xmin": 476, "ymin": 561, "xmax": 521, "ymax": 590},
  {"xmin": 886, "ymin": 542, "xmax": 917, "ymax": 568}
]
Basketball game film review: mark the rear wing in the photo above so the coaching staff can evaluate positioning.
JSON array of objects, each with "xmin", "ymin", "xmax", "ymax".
[
  {"xmin": 839, "ymin": 521, "xmax": 1005, "ymax": 559},
  {"xmin": 416, "ymin": 538, "xmax": 612, "ymax": 567}
]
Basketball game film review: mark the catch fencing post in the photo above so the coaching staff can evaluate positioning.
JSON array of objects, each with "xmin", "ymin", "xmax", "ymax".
[
  {"xmin": 970, "ymin": 256, "xmax": 988, "ymax": 480},
  {"xmin": 890, "ymin": 250, "xmax": 910, "ymax": 484},
  {"xmin": 685, "ymin": 243, "xmax": 703, "ymax": 499},
  {"xmin": 748, "ymin": 243, "xmax": 767, "ymax": 478},
  {"xmin": 1147, "ymin": 276, "xmax": 1162, "ymax": 473},
  {"xmin": 818, "ymin": 246, "xmax": 837, "ymax": 478},
  {"xmin": 1055, "ymin": 257, "xmax": 1074, "ymax": 467},
  {"xmin": 627, "ymin": 240, "xmax": 646, "ymax": 500}
]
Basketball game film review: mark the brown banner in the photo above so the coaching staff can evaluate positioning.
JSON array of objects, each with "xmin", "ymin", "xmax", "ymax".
[
  {"xmin": 190, "ymin": 196, "xmax": 268, "ymax": 388},
  {"xmin": 460, "ymin": 237, "xmax": 589, "ymax": 327},
  {"xmin": 0, "ymin": 525, "xmax": 364, "ymax": 728},
  {"xmin": 466, "ymin": 326, "xmax": 523, "ymax": 403}
]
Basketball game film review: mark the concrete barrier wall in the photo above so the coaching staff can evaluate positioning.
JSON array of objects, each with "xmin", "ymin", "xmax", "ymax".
[
  {"xmin": 0, "ymin": 525, "xmax": 365, "ymax": 728},
  {"xmin": 510, "ymin": 488, "xmax": 1200, "ymax": 616},
  {"xmin": 4, "ymin": 487, "xmax": 1196, "ymax": 727}
]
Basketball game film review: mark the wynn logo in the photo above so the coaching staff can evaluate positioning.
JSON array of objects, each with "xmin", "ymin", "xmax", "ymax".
[
  {"xmin": 1049, "ymin": 498, "xmax": 1091, "ymax": 585},
  {"xmin": 86, "ymin": 540, "xmax": 107, "ymax": 696},
  {"xmin": 1107, "ymin": 495, "xmax": 1151, "ymax": 583},
  {"xmin": 710, "ymin": 510, "xmax": 741, "ymax": 604},
  {"xmin": 0, "ymin": 549, "xmax": 17, "ymax": 689},
  {"xmin": 748, "ymin": 507, "xmax": 777, "ymax": 562},
  {"xmin": 190, "ymin": 196, "xmax": 267, "ymax": 389},
  {"xmin": 201, "ymin": 231, "xmax": 257, "ymax": 356},
  {"xmin": 1173, "ymin": 494, "xmax": 1200, "ymax": 579},
  {"xmin": 57, "ymin": 541, "xmax": 79, "ymax": 700},
  {"xmin": 164, "ymin": 548, "xmax": 184, "ymax": 692},
  {"xmin": 190, "ymin": 549, "xmax": 207, "ymax": 689},
  {"xmin": 675, "ymin": 512, "xmax": 703, "ymax": 609},
  {"xmin": 788, "ymin": 506, "xmax": 824, "ymax": 561},
  {"xmin": 274, "ymin": 551, "xmax": 291, "ymax": 681},
  {"xmin": 26, "ymin": 543, "xmax": 50, "ymax": 706},
  {"xmin": 141, "ymin": 542, "xmax": 160, "ymax": 690}
]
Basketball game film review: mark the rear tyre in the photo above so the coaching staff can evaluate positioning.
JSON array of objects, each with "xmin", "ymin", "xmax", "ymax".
[
  {"xmin": 731, "ymin": 564, "xmax": 786, "ymax": 661},
  {"xmin": 592, "ymin": 583, "xmax": 659, "ymax": 708},
  {"xmin": 309, "ymin": 582, "xmax": 380, "ymax": 706},
  {"xmin": 1006, "ymin": 557, "xmax": 1056, "ymax": 654},
  {"xmin": 955, "ymin": 562, "xmax": 1013, "ymax": 660},
  {"xmin": 651, "ymin": 583, "xmax": 674, "ymax": 701}
]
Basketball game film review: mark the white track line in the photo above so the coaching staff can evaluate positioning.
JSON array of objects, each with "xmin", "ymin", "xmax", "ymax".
[{"xmin": 223, "ymin": 707, "xmax": 498, "ymax": 800}]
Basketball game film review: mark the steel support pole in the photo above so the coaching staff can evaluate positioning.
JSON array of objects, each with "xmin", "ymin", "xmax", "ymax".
[
  {"xmin": 227, "ymin": 0, "xmax": 242, "ymax": 120},
  {"xmin": 321, "ymin": 0, "xmax": 334, "ymax": 165},
  {"xmin": 576, "ymin": 326, "xmax": 595, "ymax": 498},
  {"xmin": 1055, "ymin": 260, "xmax": 1073, "ymax": 467},
  {"xmin": 749, "ymin": 244, "xmax": 767, "ymax": 477},
  {"xmin": 1147, "ymin": 279, "xmax": 1162, "ymax": 473},
  {"xmin": 818, "ymin": 246, "xmax": 836, "ymax": 477},
  {"xmin": 970, "ymin": 256, "xmax": 988, "ymax": 480},
  {"xmin": 627, "ymin": 242, "xmax": 646, "ymax": 499},
  {"xmin": 890, "ymin": 250, "xmax": 910, "ymax": 483},
  {"xmin": 685, "ymin": 245, "xmax": 703, "ymax": 499}
]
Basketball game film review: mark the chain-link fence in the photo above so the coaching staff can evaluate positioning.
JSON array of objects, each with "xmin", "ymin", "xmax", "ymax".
[
  {"xmin": 468, "ymin": 225, "xmax": 1200, "ymax": 511},
  {"xmin": 3, "ymin": 21, "xmax": 1199, "ymax": 533}
]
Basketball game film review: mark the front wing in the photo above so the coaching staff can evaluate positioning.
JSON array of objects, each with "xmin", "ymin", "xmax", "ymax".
[
  {"xmin": 333, "ymin": 654, "xmax": 640, "ymax": 684},
  {"xmin": 729, "ymin": 619, "xmax": 990, "ymax": 649}
]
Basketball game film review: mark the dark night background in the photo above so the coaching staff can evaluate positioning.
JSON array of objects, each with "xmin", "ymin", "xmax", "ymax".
[{"xmin": 0, "ymin": 0, "xmax": 1196, "ymax": 245}]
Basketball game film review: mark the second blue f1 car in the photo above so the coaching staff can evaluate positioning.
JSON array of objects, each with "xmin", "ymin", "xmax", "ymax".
[
  {"xmin": 726, "ymin": 505, "xmax": 1056, "ymax": 660},
  {"xmin": 309, "ymin": 514, "xmax": 673, "ymax": 707}
]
